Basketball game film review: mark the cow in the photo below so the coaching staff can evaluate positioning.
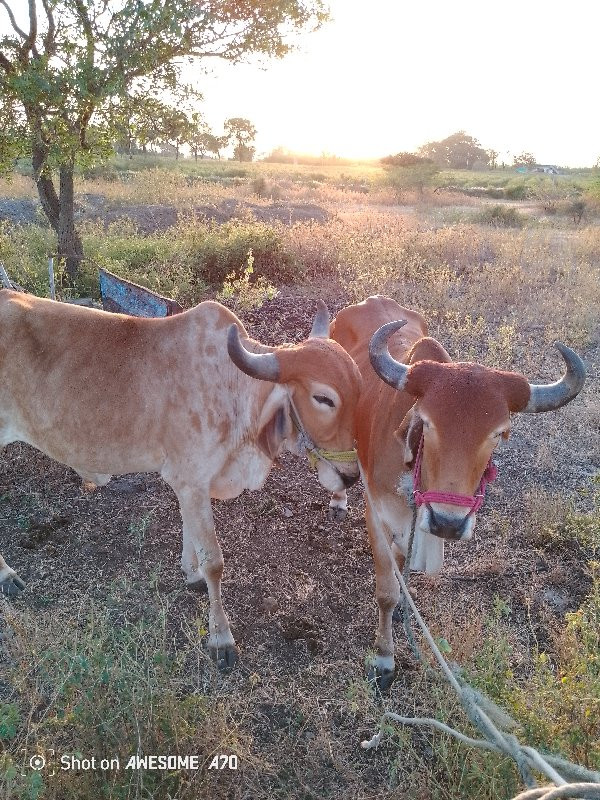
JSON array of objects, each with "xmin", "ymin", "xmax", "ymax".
[
  {"xmin": 329, "ymin": 295, "xmax": 586, "ymax": 688},
  {"xmin": 0, "ymin": 290, "xmax": 362, "ymax": 669}
]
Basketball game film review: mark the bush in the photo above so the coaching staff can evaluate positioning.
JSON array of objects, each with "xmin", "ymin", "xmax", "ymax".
[
  {"xmin": 504, "ymin": 180, "xmax": 531, "ymax": 200},
  {"xmin": 385, "ymin": 163, "xmax": 439, "ymax": 196},
  {"xmin": 182, "ymin": 219, "xmax": 298, "ymax": 286},
  {"xmin": 249, "ymin": 176, "xmax": 281, "ymax": 200},
  {"xmin": 473, "ymin": 205, "xmax": 527, "ymax": 228}
]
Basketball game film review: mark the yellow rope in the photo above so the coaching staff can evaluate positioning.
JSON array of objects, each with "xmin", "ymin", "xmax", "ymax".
[{"xmin": 306, "ymin": 447, "xmax": 358, "ymax": 469}]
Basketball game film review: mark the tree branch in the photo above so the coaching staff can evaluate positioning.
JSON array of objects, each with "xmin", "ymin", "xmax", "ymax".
[
  {"xmin": 0, "ymin": 0, "xmax": 27, "ymax": 39},
  {"xmin": 73, "ymin": 0, "xmax": 94, "ymax": 65},
  {"xmin": 40, "ymin": 0, "xmax": 56, "ymax": 57},
  {"xmin": 0, "ymin": 50, "xmax": 14, "ymax": 74},
  {"xmin": 21, "ymin": 0, "xmax": 39, "ymax": 60}
]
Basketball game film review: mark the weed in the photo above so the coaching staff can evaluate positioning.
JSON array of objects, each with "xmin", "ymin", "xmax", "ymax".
[{"xmin": 217, "ymin": 248, "xmax": 279, "ymax": 310}]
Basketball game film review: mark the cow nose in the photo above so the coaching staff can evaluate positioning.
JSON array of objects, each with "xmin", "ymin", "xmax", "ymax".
[
  {"xmin": 427, "ymin": 505, "xmax": 469, "ymax": 540},
  {"xmin": 341, "ymin": 471, "xmax": 359, "ymax": 489}
]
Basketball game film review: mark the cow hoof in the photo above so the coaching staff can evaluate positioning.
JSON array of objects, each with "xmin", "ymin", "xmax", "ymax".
[
  {"xmin": 327, "ymin": 506, "xmax": 347, "ymax": 522},
  {"xmin": 366, "ymin": 664, "xmax": 396, "ymax": 693},
  {"xmin": 366, "ymin": 654, "xmax": 396, "ymax": 693},
  {"xmin": 0, "ymin": 574, "xmax": 26, "ymax": 597},
  {"xmin": 210, "ymin": 644, "xmax": 238, "ymax": 671},
  {"xmin": 186, "ymin": 577, "xmax": 208, "ymax": 594}
]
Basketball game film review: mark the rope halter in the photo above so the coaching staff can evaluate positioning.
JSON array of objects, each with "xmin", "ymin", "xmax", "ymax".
[
  {"xmin": 412, "ymin": 434, "xmax": 498, "ymax": 516},
  {"xmin": 288, "ymin": 397, "xmax": 358, "ymax": 471}
]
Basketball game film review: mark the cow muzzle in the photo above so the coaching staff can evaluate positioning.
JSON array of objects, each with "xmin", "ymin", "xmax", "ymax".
[{"xmin": 424, "ymin": 504, "xmax": 475, "ymax": 541}]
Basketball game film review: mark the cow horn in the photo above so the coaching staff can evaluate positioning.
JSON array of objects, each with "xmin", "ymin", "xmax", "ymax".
[
  {"xmin": 523, "ymin": 342, "xmax": 586, "ymax": 413},
  {"xmin": 369, "ymin": 320, "xmax": 409, "ymax": 389},
  {"xmin": 227, "ymin": 324, "xmax": 280, "ymax": 382},
  {"xmin": 309, "ymin": 299, "xmax": 330, "ymax": 339}
]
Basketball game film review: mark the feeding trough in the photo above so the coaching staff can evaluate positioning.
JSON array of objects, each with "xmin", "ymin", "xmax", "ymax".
[{"xmin": 99, "ymin": 268, "xmax": 183, "ymax": 317}]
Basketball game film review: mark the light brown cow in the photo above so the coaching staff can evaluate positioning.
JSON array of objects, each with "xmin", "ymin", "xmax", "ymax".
[
  {"xmin": 0, "ymin": 290, "xmax": 362, "ymax": 668},
  {"xmin": 330, "ymin": 295, "xmax": 585, "ymax": 688}
]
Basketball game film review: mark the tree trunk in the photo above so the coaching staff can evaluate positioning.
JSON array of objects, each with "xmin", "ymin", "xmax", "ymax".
[
  {"xmin": 58, "ymin": 164, "xmax": 83, "ymax": 286},
  {"xmin": 32, "ymin": 144, "xmax": 60, "ymax": 233}
]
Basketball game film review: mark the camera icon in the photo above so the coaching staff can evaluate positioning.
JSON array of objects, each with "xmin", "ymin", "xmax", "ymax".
[{"xmin": 29, "ymin": 754, "xmax": 46, "ymax": 771}]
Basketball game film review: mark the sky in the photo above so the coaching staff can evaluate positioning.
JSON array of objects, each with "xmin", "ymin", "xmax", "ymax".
[
  {"xmin": 1, "ymin": 1, "xmax": 598, "ymax": 167},
  {"xmin": 193, "ymin": 0, "xmax": 600, "ymax": 167}
]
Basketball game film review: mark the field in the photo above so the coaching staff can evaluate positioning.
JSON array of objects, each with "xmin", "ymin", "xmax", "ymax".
[{"xmin": 0, "ymin": 158, "xmax": 599, "ymax": 800}]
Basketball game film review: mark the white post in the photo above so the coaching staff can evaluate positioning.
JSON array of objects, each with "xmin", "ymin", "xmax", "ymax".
[
  {"xmin": 0, "ymin": 261, "xmax": 12, "ymax": 289},
  {"xmin": 48, "ymin": 256, "xmax": 56, "ymax": 300}
]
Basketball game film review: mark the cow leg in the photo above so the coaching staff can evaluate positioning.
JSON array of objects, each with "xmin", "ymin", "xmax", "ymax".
[
  {"xmin": 171, "ymin": 484, "xmax": 237, "ymax": 670},
  {"xmin": 328, "ymin": 489, "xmax": 348, "ymax": 521},
  {"xmin": 0, "ymin": 554, "xmax": 26, "ymax": 597},
  {"xmin": 181, "ymin": 532, "xmax": 205, "ymax": 591},
  {"xmin": 365, "ymin": 500, "xmax": 399, "ymax": 691}
]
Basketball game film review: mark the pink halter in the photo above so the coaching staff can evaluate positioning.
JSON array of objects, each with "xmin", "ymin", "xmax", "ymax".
[{"xmin": 412, "ymin": 434, "xmax": 498, "ymax": 514}]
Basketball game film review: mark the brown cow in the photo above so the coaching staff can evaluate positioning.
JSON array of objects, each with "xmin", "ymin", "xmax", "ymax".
[
  {"xmin": 0, "ymin": 291, "xmax": 362, "ymax": 669},
  {"xmin": 330, "ymin": 295, "xmax": 585, "ymax": 688}
]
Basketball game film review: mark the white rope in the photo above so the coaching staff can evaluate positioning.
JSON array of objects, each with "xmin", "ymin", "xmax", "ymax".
[{"xmin": 357, "ymin": 460, "xmax": 600, "ymax": 799}]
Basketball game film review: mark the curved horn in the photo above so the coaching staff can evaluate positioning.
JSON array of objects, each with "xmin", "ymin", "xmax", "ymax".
[
  {"xmin": 309, "ymin": 299, "xmax": 330, "ymax": 339},
  {"xmin": 523, "ymin": 342, "xmax": 586, "ymax": 413},
  {"xmin": 227, "ymin": 324, "xmax": 280, "ymax": 382},
  {"xmin": 369, "ymin": 320, "xmax": 409, "ymax": 390}
]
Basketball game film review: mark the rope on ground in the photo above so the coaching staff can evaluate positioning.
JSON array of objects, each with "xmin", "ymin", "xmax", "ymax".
[{"xmin": 357, "ymin": 461, "xmax": 600, "ymax": 799}]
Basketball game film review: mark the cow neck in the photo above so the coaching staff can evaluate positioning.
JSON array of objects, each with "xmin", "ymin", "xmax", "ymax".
[
  {"xmin": 287, "ymin": 394, "xmax": 357, "ymax": 470},
  {"xmin": 412, "ymin": 434, "xmax": 498, "ymax": 515}
]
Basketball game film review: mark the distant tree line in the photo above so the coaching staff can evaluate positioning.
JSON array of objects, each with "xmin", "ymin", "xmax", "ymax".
[
  {"xmin": 382, "ymin": 132, "xmax": 540, "ymax": 173},
  {"xmin": 114, "ymin": 102, "xmax": 257, "ymax": 163}
]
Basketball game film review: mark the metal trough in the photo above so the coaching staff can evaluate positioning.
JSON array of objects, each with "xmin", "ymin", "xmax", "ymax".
[{"xmin": 99, "ymin": 269, "xmax": 183, "ymax": 317}]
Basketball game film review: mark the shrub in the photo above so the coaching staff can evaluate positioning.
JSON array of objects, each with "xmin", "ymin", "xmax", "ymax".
[
  {"xmin": 182, "ymin": 219, "xmax": 298, "ymax": 286},
  {"xmin": 473, "ymin": 205, "xmax": 527, "ymax": 228},
  {"xmin": 385, "ymin": 163, "xmax": 439, "ymax": 196},
  {"xmin": 249, "ymin": 176, "xmax": 281, "ymax": 200},
  {"xmin": 504, "ymin": 180, "xmax": 530, "ymax": 200}
]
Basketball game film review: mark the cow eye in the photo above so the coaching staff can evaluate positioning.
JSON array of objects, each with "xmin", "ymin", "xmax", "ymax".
[{"xmin": 313, "ymin": 394, "xmax": 335, "ymax": 408}]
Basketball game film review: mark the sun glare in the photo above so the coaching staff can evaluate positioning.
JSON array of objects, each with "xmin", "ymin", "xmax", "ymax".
[{"xmin": 197, "ymin": 0, "xmax": 600, "ymax": 166}]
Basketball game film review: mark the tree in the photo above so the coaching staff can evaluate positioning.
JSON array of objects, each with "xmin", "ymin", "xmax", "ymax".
[
  {"xmin": 233, "ymin": 143, "xmax": 256, "ymax": 162},
  {"xmin": 0, "ymin": 1, "xmax": 327, "ymax": 283},
  {"xmin": 487, "ymin": 149, "xmax": 499, "ymax": 169},
  {"xmin": 160, "ymin": 108, "xmax": 193, "ymax": 161},
  {"xmin": 380, "ymin": 152, "xmax": 433, "ymax": 167},
  {"xmin": 197, "ymin": 132, "xmax": 228, "ymax": 160},
  {"xmin": 513, "ymin": 151, "xmax": 537, "ymax": 167},
  {"xmin": 224, "ymin": 118, "xmax": 257, "ymax": 162},
  {"xmin": 418, "ymin": 131, "xmax": 489, "ymax": 170},
  {"xmin": 187, "ymin": 112, "xmax": 211, "ymax": 161}
]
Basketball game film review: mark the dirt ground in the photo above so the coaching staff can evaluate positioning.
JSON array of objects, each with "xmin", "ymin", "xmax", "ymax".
[
  {"xmin": 0, "ymin": 195, "xmax": 328, "ymax": 232},
  {"xmin": 0, "ymin": 286, "xmax": 597, "ymax": 798}
]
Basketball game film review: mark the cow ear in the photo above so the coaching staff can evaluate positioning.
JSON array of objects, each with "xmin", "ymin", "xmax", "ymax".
[
  {"xmin": 403, "ymin": 361, "xmax": 437, "ymax": 398},
  {"xmin": 394, "ymin": 409, "xmax": 423, "ymax": 465},
  {"xmin": 257, "ymin": 406, "xmax": 289, "ymax": 460},
  {"xmin": 500, "ymin": 371, "xmax": 531, "ymax": 412}
]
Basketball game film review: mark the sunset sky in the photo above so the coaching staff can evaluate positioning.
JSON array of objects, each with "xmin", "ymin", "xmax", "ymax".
[
  {"xmin": 1, "ymin": 1, "xmax": 598, "ymax": 167},
  {"xmin": 197, "ymin": 0, "xmax": 599, "ymax": 167}
]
